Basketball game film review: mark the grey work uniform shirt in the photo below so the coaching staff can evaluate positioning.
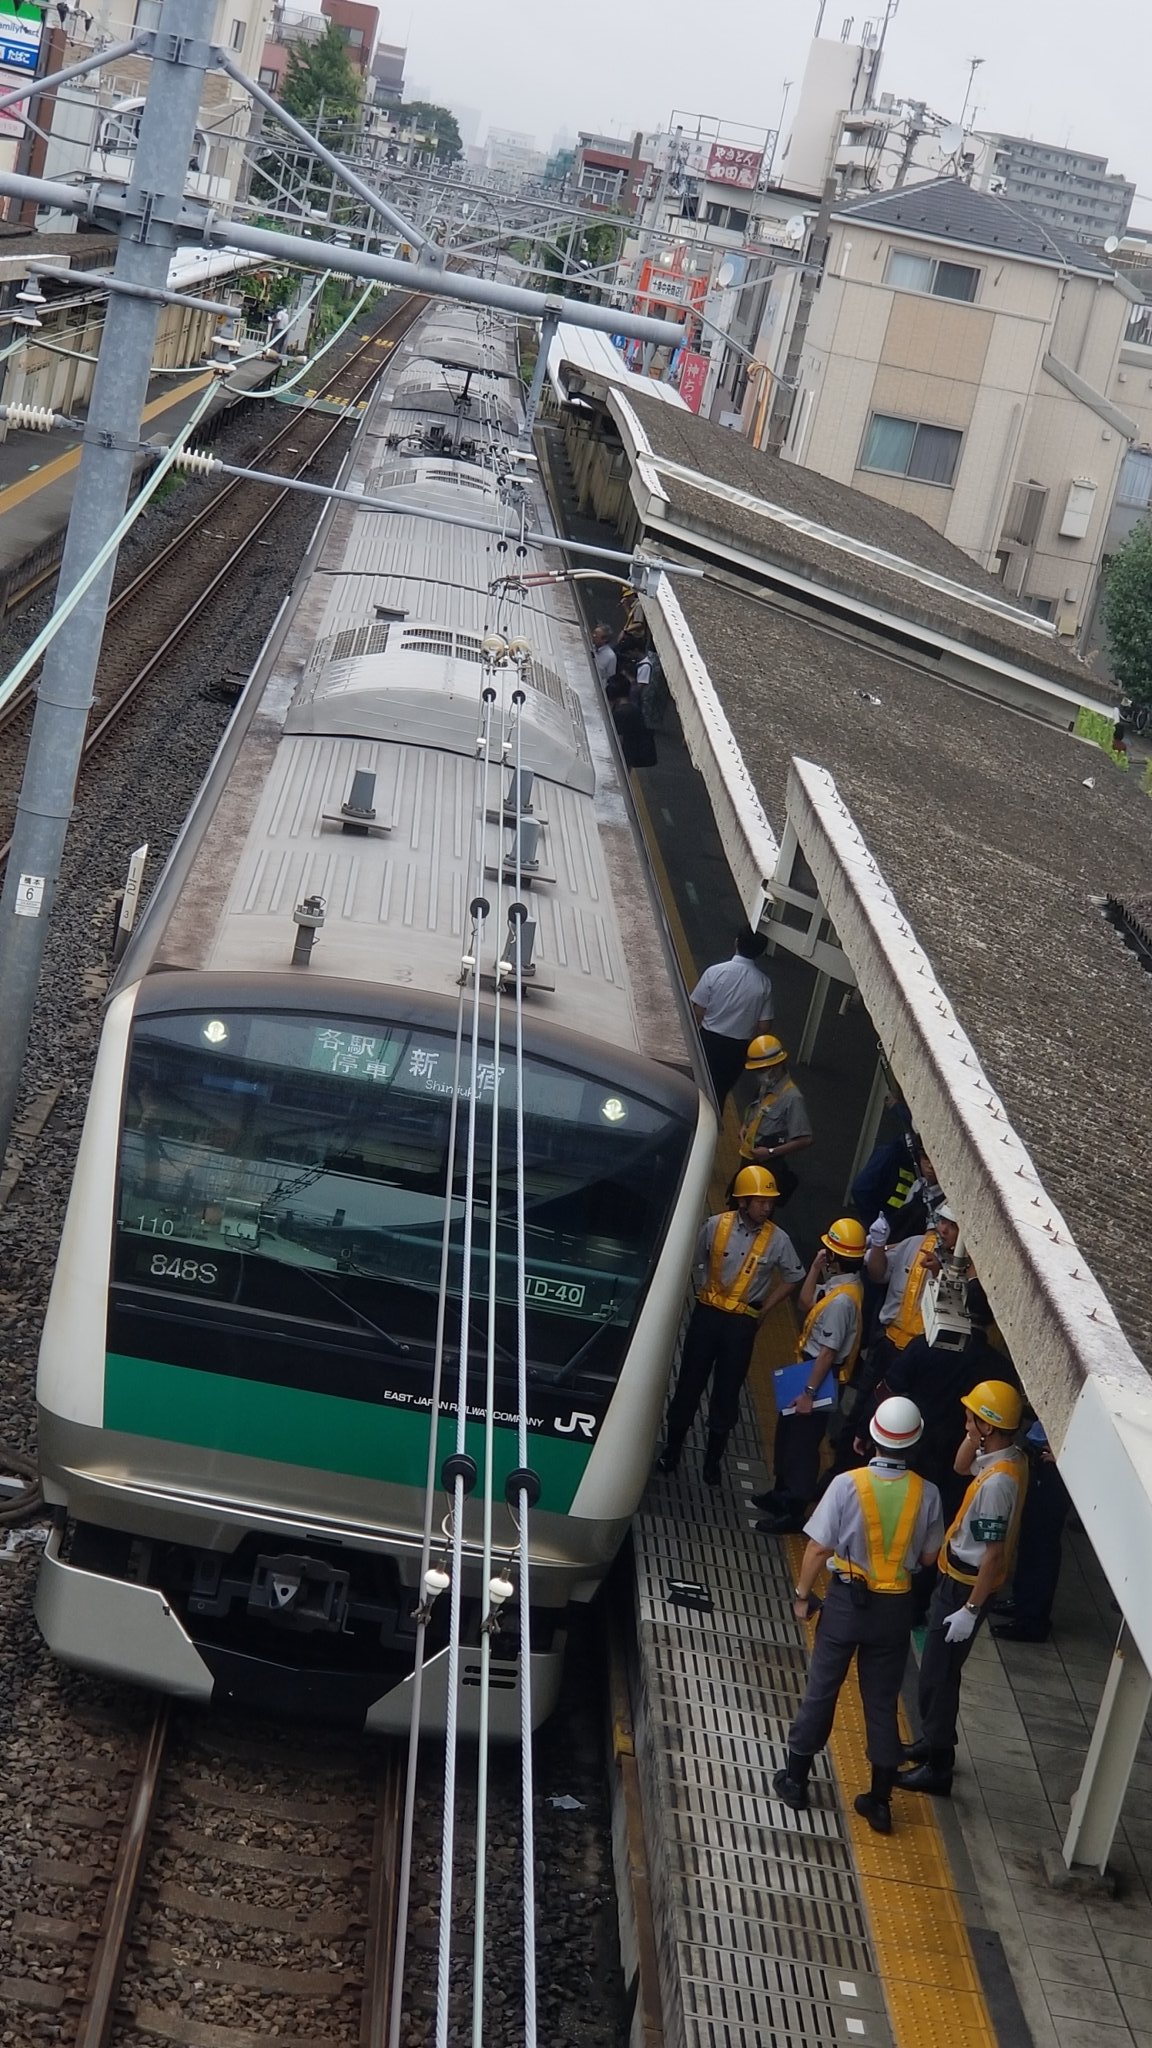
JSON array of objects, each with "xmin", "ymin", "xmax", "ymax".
[
  {"xmin": 692, "ymin": 1212, "xmax": 805, "ymax": 1310},
  {"xmin": 877, "ymin": 1232, "xmax": 932, "ymax": 1327},
  {"xmin": 594, "ymin": 643, "xmax": 617, "ymax": 682},
  {"xmin": 804, "ymin": 1459, "xmax": 944, "ymax": 1567},
  {"xmin": 690, "ymin": 953, "xmax": 774, "ymax": 1038},
  {"xmin": 948, "ymin": 1446, "xmax": 1027, "ymax": 1569},
  {"xmin": 740, "ymin": 1077, "xmax": 812, "ymax": 1153},
  {"xmin": 802, "ymin": 1279, "xmax": 861, "ymax": 1366}
]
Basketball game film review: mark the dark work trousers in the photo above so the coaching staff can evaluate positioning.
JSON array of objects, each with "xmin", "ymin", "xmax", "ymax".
[
  {"xmin": 698, "ymin": 1029, "xmax": 751, "ymax": 1109},
  {"xmin": 772, "ymin": 1407, "xmax": 829, "ymax": 1516},
  {"xmin": 789, "ymin": 1578, "xmax": 914, "ymax": 1768},
  {"xmin": 665, "ymin": 1303, "xmax": 759, "ymax": 1444},
  {"xmin": 918, "ymin": 1571, "xmax": 987, "ymax": 1753},
  {"xmin": 1011, "ymin": 1460, "xmax": 1071, "ymax": 1634}
]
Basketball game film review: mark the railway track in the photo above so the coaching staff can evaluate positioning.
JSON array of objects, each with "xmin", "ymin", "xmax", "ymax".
[
  {"xmin": 0, "ymin": 289, "xmax": 424, "ymax": 869},
  {"xmin": 16, "ymin": 1701, "xmax": 404, "ymax": 2048}
]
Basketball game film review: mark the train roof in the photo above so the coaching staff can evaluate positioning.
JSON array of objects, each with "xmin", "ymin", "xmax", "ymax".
[{"xmin": 137, "ymin": 305, "xmax": 691, "ymax": 1073}]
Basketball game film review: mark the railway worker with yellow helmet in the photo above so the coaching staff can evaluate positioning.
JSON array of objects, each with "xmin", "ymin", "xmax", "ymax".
[
  {"xmin": 756, "ymin": 1216, "xmax": 869, "ymax": 1535},
  {"xmin": 901, "ymin": 1378, "xmax": 1027, "ymax": 1797},
  {"xmin": 657, "ymin": 1166, "xmax": 804, "ymax": 1486},
  {"xmin": 736, "ymin": 1035, "xmax": 813, "ymax": 1204},
  {"xmin": 774, "ymin": 1396, "xmax": 944, "ymax": 1835}
]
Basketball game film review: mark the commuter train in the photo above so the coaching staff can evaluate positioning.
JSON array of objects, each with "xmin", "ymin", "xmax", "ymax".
[{"xmin": 34, "ymin": 299, "xmax": 715, "ymax": 1733}]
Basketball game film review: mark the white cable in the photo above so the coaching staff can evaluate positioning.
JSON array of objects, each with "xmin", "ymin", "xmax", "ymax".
[
  {"xmin": 0, "ymin": 379, "xmax": 218, "ymax": 721},
  {"xmin": 510, "ymin": 679, "xmax": 539, "ymax": 2048},
  {"xmin": 387, "ymin": 980, "xmax": 470, "ymax": 2048},
  {"xmin": 435, "ymin": 686, "xmax": 497, "ymax": 2048},
  {"xmin": 471, "ymin": 650, "xmax": 511, "ymax": 2048}
]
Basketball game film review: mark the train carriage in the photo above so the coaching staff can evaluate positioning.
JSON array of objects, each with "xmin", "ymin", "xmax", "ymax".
[{"xmin": 34, "ymin": 302, "xmax": 715, "ymax": 1732}]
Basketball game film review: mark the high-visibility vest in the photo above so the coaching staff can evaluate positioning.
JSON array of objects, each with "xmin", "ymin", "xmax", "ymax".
[
  {"xmin": 796, "ymin": 1275, "xmax": 864, "ymax": 1384},
  {"xmin": 696, "ymin": 1210, "xmax": 776, "ymax": 1316},
  {"xmin": 829, "ymin": 1467, "xmax": 926, "ymax": 1594},
  {"xmin": 739, "ymin": 1077, "xmax": 798, "ymax": 1160},
  {"xmin": 885, "ymin": 1232, "xmax": 938, "ymax": 1351},
  {"xmin": 940, "ymin": 1453, "xmax": 1028, "ymax": 1590},
  {"xmin": 884, "ymin": 1164, "xmax": 917, "ymax": 1215}
]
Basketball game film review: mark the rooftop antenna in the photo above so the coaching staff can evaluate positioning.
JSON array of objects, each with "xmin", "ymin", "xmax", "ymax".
[{"xmin": 958, "ymin": 56, "xmax": 984, "ymax": 136}]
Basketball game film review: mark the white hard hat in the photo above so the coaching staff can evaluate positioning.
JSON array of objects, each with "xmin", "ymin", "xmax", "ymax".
[
  {"xmin": 936, "ymin": 1203, "xmax": 957, "ymax": 1225},
  {"xmin": 871, "ymin": 1395, "xmax": 924, "ymax": 1451}
]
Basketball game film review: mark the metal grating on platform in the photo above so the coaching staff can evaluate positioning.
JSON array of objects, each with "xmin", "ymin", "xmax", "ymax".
[{"xmin": 630, "ymin": 1414, "xmax": 893, "ymax": 2048}]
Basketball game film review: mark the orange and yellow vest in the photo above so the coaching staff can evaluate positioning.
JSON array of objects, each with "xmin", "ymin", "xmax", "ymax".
[
  {"xmin": 738, "ymin": 1077, "xmax": 798, "ymax": 1161},
  {"xmin": 796, "ymin": 1275, "xmax": 864, "ymax": 1384},
  {"xmin": 885, "ymin": 1231, "xmax": 938, "ymax": 1351},
  {"xmin": 696, "ymin": 1211, "xmax": 776, "ymax": 1317},
  {"xmin": 940, "ymin": 1453, "xmax": 1028, "ymax": 1590},
  {"xmin": 830, "ymin": 1467, "xmax": 926, "ymax": 1594}
]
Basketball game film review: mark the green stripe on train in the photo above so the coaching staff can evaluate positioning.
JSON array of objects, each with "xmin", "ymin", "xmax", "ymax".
[{"xmin": 104, "ymin": 1353, "xmax": 593, "ymax": 1512}]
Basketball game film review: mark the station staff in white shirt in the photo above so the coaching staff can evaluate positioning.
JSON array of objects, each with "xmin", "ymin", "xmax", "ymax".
[{"xmin": 689, "ymin": 925, "xmax": 774, "ymax": 1106}]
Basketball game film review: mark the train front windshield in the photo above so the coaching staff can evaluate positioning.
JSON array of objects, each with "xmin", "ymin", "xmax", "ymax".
[{"xmin": 113, "ymin": 1010, "xmax": 694, "ymax": 1398}]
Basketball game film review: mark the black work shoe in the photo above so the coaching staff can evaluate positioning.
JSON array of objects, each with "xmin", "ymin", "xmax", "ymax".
[
  {"xmin": 655, "ymin": 1449, "xmax": 680, "ymax": 1475},
  {"xmin": 991, "ymin": 1620, "xmax": 1050, "ymax": 1643},
  {"xmin": 751, "ymin": 1487, "xmax": 784, "ymax": 1511},
  {"xmin": 899, "ymin": 1762, "xmax": 953, "ymax": 1797},
  {"xmin": 772, "ymin": 1768, "xmax": 809, "ymax": 1812},
  {"xmin": 902, "ymin": 1737, "xmax": 932, "ymax": 1764},
  {"xmin": 756, "ymin": 1511, "xmax": 804, "ymax": 1536},
  {"xmin": 853, "ymin": 1792, "xmax": 892, "ymax": 1834},
  {"xmin": 702, "ymin": 1462, "xmax": 723, "ymax": 1486}
]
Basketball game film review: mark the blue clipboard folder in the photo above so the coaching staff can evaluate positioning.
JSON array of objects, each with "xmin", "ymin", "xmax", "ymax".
[{"xmin": 773, "ymin": 1361, "xmax": 837, "ymax": 1416}]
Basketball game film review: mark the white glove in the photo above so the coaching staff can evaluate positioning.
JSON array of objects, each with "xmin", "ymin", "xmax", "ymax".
[
  {"xmin": 943, "ymin": 1603, "xmax": 978, "ymax": 1645},
  {"xmin": 866, "ymin": 1214, "xmax": 891, "ymax": 1249}
]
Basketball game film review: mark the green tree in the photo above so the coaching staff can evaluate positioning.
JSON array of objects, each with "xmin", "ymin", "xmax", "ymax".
[
  {"xmin": 281, "ymin": 21, "xmax": 360, "ymax": 129},
  {"xmin": 400, "ymin": 101, "xmax": 463, "ymax": 163},
  {"xmin": 1103, "ymin": 521, "xmax": 1152, "ymax": 705}
]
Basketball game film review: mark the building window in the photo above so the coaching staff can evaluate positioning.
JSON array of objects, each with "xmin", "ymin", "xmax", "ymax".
[
  {"xmin": 258, "ymin": 65, "xmax": 279, "ymax": 89},
  {"xmin": 231, "ymin": 17, "xmax": 245, "ymax": 47},
  {"xmin": 860, "ymin": 413, "xmax": 963, "ymax": 486},
  {"xmin": 885, "ymin": 250, "xmax": 980, "ymax": 302}
]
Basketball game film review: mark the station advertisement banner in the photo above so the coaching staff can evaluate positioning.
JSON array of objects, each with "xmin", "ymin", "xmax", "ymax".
[
  {"xmin": 0, "ymin": 0, "xmax": 42, "ymax": 76},
  {"xmin": 0, "ymin": 0, "xmax": 40, "ymax": 137},
  {"xmin": 678, "ymin": 351, "xmax": 710, "ymax": 414}
]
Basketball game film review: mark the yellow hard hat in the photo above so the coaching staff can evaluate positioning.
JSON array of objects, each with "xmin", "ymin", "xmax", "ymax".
[
  {"xmin": 962, "ymin": 1379, "xmax": 1024, "ymax": 1432},
  {"xmin": 746, "ymin": 1034, "xmax": 787, "ymax": 1070},
  {"xmin": 732, "ymin": 1164, "xmax": 780, "ymax": 1200},
  {"xmin": 821, "ymin": 1217, "xmax": 867, "ymax": 1260}
]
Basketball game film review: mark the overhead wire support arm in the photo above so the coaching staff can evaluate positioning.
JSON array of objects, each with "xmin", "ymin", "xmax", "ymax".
[
  {"xmin": 213, "ymin": 49, "xmax": 439, "ymax": 261},
  {"xmin": 0, "ymin": 34, "xmax": 151, "ymax": 119}
]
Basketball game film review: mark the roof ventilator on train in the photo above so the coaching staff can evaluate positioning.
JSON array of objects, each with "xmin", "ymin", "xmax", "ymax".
[
  {"xmin": 291, "ymin": 893, "xmax": 326, "ymax": 966},
  {"xmin": 321, "ymin": 767, "xmax": 391, "ymax": 837}
]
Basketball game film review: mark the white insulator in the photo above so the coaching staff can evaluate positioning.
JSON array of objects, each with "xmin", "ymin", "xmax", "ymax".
[
  {"xmin": 171, "ymin": 447, "xmax": 220, "ymax": 478},
  {"xmin": 481, "ymin": 632, "xmax": 508, "ymax": 658},
  {"xmin": 508, "ymin": 638, "xmax": 532, "ymax": 660},
  {"xmin": 424, "ymin": 1566, "xmax": 451, "ymax": 1598},
  {"xmin": 488, "ymin": 1574, "xmax": 515, "ymax": 1605},
  {"xmin": 2, "ymin": 403, "xmax": 58, "ymax": 433}
]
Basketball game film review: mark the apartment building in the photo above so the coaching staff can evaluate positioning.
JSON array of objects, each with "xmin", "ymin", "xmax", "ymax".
[
  {"xmin": 782, "ymin": 179, "xmax": 1142, "ymax": 633},
  {"xmin": 968, "ymin": 133, "xmax": 1134, "ymax": 249}
]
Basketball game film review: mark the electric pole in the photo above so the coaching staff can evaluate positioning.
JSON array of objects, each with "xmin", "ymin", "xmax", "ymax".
[{"xmin": 0, "ymin": 0, "xmax": 215, "ymax": 1162}]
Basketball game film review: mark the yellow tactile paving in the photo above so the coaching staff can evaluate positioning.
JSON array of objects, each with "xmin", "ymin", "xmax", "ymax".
[{"xmin": 0, "ymin": 371, "xmax": 212, "ymax": 518}]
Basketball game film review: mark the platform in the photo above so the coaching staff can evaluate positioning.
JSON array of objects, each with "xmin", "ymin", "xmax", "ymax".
[{"xmin": 623, "ymin": 710, "xmax": 1152, "ymax": 2048}]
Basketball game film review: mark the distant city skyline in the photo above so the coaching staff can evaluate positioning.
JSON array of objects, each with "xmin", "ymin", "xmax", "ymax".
[{"xmin": 401, "ymin": 0, "xmax": 1152, "ymax": 229}]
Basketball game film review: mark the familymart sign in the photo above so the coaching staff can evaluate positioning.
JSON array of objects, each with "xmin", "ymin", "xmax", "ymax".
[{"xmin": 0, "ymin": 0, "xmax": 42, "ymax": 77}]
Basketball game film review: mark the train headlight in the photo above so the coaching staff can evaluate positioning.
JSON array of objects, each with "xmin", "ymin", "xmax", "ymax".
[
  {"xmin": 600, "ymin": 1095, "xmax": 627, "ymax": 1124},
  {"xmin": 202, "ymin": 1019, "xmax": 229, "ymax": 1045}
]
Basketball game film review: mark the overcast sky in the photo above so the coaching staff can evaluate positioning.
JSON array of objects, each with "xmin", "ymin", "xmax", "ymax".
[{"xmin": 405, "ymin": 0, "xmax": 1152, "ymax": 229}]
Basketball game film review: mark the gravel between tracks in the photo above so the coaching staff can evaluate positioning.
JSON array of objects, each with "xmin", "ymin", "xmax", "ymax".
[{"xmin": 0, "ymin": 317, "xmax": 627, "ymax": 2048}]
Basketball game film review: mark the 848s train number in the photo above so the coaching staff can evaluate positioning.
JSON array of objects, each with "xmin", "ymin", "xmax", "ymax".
[{"xmin": 148, "ymin": 1254, "xmax": 219, "ymax": 1287}]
